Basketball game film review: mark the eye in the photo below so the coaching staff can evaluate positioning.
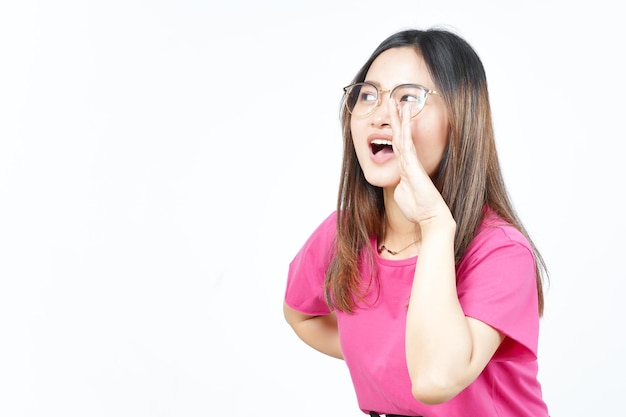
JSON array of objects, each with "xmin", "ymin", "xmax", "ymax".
[
  {"xmin": 344, "ymin": 83, "xmax": 380, "ymax": 115},
  {"xmin": 399, "ymin": 94, "xmax": 423, "ymax": 103},
  {"xmin": 394, "ymin": 85, "xmax": 427, "ymax": 104},
  {"xmin": 358, "ymin": 86, "xmax": 378, "ymax": 102},
  {"xmin": 360, "ymin": 92, "xmax": 376, "ymax": 102}
]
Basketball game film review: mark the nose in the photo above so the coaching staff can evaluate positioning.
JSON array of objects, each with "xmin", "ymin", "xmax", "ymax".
[{"xmin": 370, "ymin": 94, "xmax": 392, "ymax": 127}]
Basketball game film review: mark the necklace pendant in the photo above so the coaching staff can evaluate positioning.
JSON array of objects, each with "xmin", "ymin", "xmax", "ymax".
[
  {"xmin": 378, "ymin": 245, "xmax": 398, "ymax": 256},
  {"xmin": 377, "ymin": 239, "xmax": 419, "ymax": 256}
]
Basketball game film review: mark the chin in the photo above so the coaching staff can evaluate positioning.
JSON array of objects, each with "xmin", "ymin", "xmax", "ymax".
[{"xmin": 363, "ymin": 173, "xmax": 400, "ymax": 189}]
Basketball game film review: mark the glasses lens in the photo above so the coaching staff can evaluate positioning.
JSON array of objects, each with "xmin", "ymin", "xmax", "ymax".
[
  {"xmin": 392, "ymin": 85, "xmax": 427, "ymax": 117},
  {"xmin": 344, "ymin": 83, "xmax": 378, "ymax": 116}
]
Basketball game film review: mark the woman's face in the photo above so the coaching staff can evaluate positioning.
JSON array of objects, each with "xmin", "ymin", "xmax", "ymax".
[{"xmin": 351, "ymin": 47, "xmax": 449, "ymax": 188}]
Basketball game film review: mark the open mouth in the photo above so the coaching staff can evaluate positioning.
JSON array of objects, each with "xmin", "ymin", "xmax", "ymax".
[{"xmin": 371, "ymin": 139, "xmax": 393, "ymax": 155}]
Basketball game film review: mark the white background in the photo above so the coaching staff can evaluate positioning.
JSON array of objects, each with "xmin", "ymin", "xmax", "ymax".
[{"xmin": 0, "ymin": 1, "xmax": 624, "ymax": 416}]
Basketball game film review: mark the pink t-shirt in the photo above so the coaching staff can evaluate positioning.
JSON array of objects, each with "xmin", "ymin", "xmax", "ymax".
[{"xmin": 285, "ymin": 210, "xmax": 549, "ymax": 417}]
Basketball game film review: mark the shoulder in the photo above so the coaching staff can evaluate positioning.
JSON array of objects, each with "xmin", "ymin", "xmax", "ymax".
[
  {"xmin": 289, "ymin": 211, "xmax": 338, "ymax": 266},
  {"xmin": 457, "ymin": 208, "xmax": 535, "ymax": 283},
  {"xmin": 456, "ymin": 209, "xmax": 541, "ymax": 360},
  {"xmin": 466, "ymin": 208, "xmax": 532, "ymax": 259},
  {"xmin": 285, "ymin": 212, "xmax": 338, "ymax": 315},
  {"xmin": 303, "ymin": 211, "xmax": 338, "ymax": 247}
]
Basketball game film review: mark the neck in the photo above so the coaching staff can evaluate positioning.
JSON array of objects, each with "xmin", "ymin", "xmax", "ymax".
[{"xmin": 380, "ymin": 188, "xmax": 421, "ymax": 254}]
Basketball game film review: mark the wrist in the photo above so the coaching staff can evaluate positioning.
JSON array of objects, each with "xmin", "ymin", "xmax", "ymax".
[{"xmin": 419, "ymin": 214, "xmax": 456, "ymax": 239}]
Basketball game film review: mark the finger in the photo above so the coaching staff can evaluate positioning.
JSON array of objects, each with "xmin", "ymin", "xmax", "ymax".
[
  {"xmin": 401, "ymin": 103, "xmax": 414, "ymax": 153},
  {"xmin": 397, "ymin": 103, "xmax": 417, "ymax": 165},
  {"xmin": 387, "ymin": 98, "xmax": 402, "ymax": 136},
  {"xmin": 388, "ymin": 99, "xmax": 406, "ymax": 157}
]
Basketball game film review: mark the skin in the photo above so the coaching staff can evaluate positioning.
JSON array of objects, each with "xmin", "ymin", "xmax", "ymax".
[{"xmin": 284, "ymin": 47, "xmax": 505, "ymax": 405}]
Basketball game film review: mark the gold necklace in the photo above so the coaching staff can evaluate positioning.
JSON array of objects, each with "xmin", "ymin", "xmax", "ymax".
[{"xmin": 377, "ymin": 239, "xmax": 420, "ymax": 256}]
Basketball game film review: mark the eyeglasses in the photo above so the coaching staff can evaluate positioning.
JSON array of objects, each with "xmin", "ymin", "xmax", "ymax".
[{"xmin": 342, "ymin": 82, "xmax": 439, "ymax": 118}]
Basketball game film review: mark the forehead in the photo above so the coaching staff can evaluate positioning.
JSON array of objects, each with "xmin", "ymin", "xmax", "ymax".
[{"xmin": 365, "ymin": 46, "xmax": 433, "ymax": 87}]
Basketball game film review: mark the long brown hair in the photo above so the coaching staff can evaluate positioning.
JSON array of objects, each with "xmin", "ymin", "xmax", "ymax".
[{"xmin": 324, "ymin": 28, "xmax": 548, "ymax": 315}]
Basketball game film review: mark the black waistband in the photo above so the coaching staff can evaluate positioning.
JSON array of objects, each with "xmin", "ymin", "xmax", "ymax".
[{"xmin": 369, "ymin": 412, "xmax": 422, "ymax": 417}]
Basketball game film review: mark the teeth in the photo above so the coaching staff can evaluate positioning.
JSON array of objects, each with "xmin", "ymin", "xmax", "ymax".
[{"xmin": 371, "ymin": 139, "xmax": 392, "ymax": 146}]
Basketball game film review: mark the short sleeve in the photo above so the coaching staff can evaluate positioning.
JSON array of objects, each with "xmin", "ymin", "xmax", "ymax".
[
  {"xmin": 456, "ymin": 225, "xmax": 540, "ymax": 362},
  {"xmin": 284, "ymin": 212, "xmax": 337, "ymax": 316}
]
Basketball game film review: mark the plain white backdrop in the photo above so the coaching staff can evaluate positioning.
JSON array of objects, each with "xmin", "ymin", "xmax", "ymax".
[{"xmin": 0, "ymin": 1, "xmax": 624, "ymax": 416}]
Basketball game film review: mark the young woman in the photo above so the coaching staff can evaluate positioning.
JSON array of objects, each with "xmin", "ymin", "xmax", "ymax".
[{"xmin": 283, "ymin": 27, "xmax": 550, "ymax": 417}]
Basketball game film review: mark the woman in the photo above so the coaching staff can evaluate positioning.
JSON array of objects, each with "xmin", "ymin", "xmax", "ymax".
[{"xmin": 283, "ymin": 27, "xmax": 549, "ymax": 417}]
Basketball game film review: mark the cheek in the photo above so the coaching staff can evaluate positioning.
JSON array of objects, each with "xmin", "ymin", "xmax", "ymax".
[
  {"xmin": 411, "ymin": 123, "xmax": 449, "ymax": 174},
  {"xmin": 350, "ymin": 118, "xmax": 363, "ymax": 138},
  {"xmin": 350, "ymin": 119, "xmax": 369, "ymax": 149}
]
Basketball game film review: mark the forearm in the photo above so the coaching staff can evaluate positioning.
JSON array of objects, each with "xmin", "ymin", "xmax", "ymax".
[
  {"xmin": 283, "ymin": 303, "xmax": 343, "ymax": 359},
  {"xmin": 405, "ymin": 218, "xmax": 473, "ymax": 402}
]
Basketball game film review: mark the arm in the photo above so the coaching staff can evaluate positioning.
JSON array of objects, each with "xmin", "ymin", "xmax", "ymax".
[
  {"xmin": 405, "ymin": 218, "xmax": 504, "ymax": 404},
  {"xmin": 283, "ymin": 302, "xmax": 343, "ymax": 359},
  {"xmin": 388, "ymin": 99, "xmax": 504, "ymax": 404}
]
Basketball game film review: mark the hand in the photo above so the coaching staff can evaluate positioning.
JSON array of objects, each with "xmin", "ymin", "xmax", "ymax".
[{"xmin": 388, "ymin": 99, "xmax": 453, "ymax": 227}]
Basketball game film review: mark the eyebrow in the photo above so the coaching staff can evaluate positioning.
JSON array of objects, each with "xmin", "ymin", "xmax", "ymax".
[{"xmin": 363, "ymin": 80, "xmax": 382, "ymax": 87}]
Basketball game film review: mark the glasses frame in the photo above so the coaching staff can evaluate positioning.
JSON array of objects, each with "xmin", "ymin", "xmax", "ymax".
[{"xmin": 342, "ymin": 81, "xmax": 439, "ymax": 118}]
